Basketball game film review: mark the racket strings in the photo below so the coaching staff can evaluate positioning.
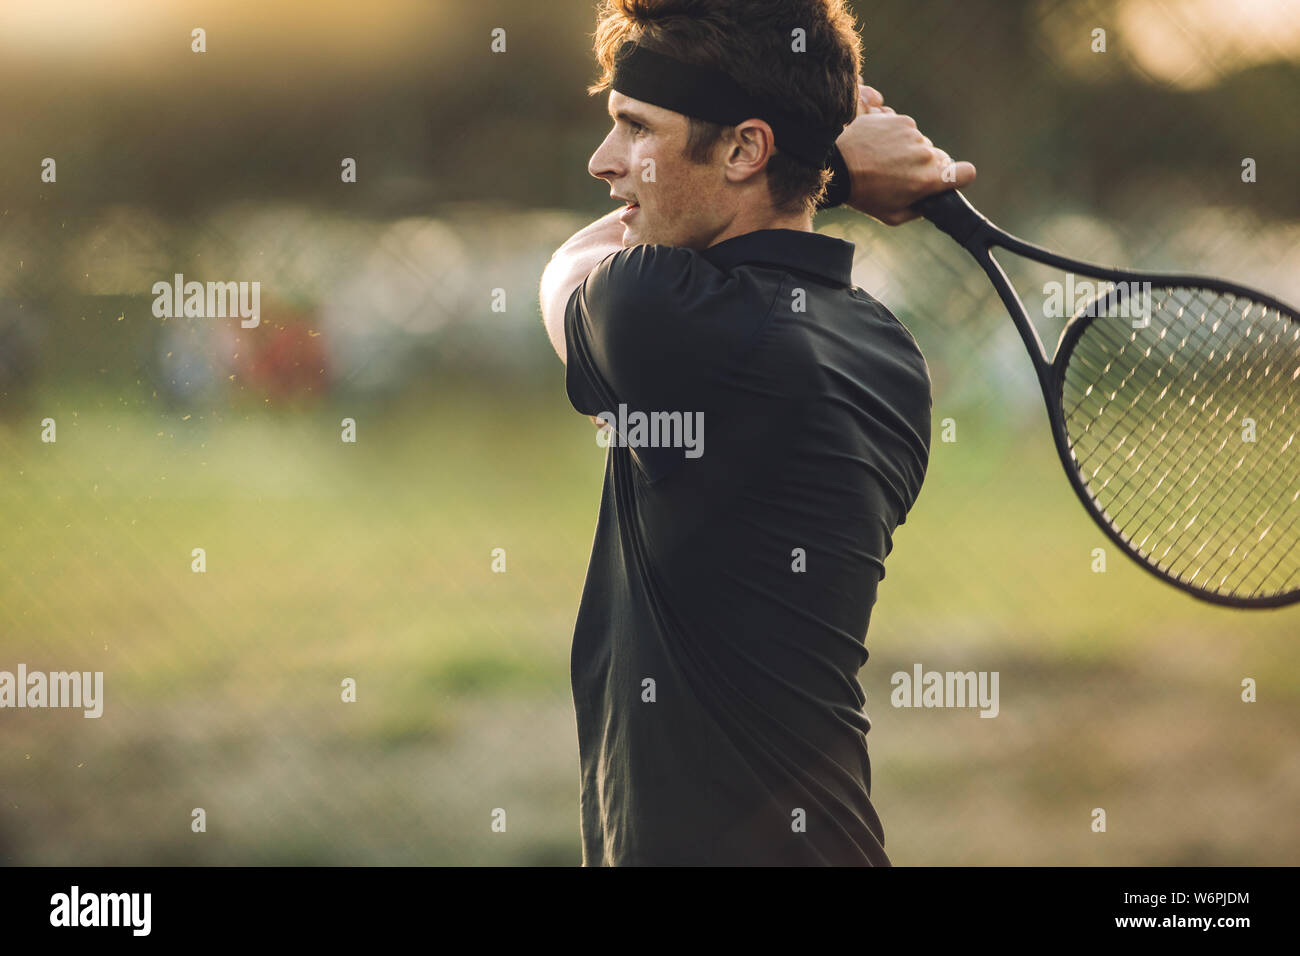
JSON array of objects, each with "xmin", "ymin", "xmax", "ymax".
[
  {"xmin": 1066, "ymin": 290, "xmax": 1287, "ymax": 494},
  {"xmin": 1067, "ymin": 291, "xmax": 1296, "ymax": 592},
  {"xmin": 1072, "ymin": 299, "xmax": 1294, "ymax": 587},
  {"xmin": 1069, "ymin": 313, "xmax": 1274, "ymax": 554},
  {"xmin": 1071, "ymin": 296, "xmax": 1289, "ymax": 541},
  {"xmin": 1096, "ymin": 294, "xmax": 1294, "ymax": 539},
  {"xmin": 1060, "ymin": 285, "xmax": 1298, "ymax": 600},
  {"xmin": 1065, "ymin": 289, "xmax": 1287, "ymax": 471},
  {"xmin": 1082, "ymin": 372, "xmax": 1293, "ymax": 593},
  {"xmin": 1064, "ymin": 312, "xmax": 1256, "ymax": 475}
]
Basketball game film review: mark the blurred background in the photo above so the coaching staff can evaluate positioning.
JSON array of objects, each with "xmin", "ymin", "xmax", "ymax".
[{"xmin": 1, "ymin": 0, "xmax": 1298, "ymax": 865}]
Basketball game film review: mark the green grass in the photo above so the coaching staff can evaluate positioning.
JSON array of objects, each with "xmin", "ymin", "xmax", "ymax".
[{"xmin": 0, "ymin": 380, "xmax": 1296, "ymax": 865}]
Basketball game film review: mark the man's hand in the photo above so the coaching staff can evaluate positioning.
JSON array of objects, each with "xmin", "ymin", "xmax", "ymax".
[{"xmin": 835, "ymin": 84, "xmax": 976, "ymax": 226}]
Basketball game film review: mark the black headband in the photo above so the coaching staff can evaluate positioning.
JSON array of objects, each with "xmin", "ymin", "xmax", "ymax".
[{"xmin": 609, "ymin": 40, "xmax": 841, "ymax": 169}]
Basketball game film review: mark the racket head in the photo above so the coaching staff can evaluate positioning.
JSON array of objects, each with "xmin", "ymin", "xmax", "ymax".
[
  {"xmin": 1050, "ymin": 277, "xmax": 1300, "ymax": 608},
  {"xmin": 915, "ymin": 189, "xmax": 1299, "ymax": 607}
]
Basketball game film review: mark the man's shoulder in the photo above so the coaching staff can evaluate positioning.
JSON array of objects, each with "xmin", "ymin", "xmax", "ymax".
[
  {"xmin": 592, "ymin": 241, "xmax": 707, "ymax": 281},
  {"xmin": 578, "ymin": 240, "xmax": 770, "ymax": 324},
  {"xmin": 848, "ymin": 287, "xmax": 928, "ymax": 366}
]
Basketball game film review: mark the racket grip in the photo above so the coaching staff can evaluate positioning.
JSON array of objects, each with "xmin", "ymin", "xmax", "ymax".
[{"xmin": 912, "ymin": 189, "xmax": 988, "ymax": 246}]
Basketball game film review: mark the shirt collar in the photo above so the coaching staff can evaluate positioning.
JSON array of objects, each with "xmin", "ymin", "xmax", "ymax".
[{"xmin": 699, "ymin": 228, "xmax": 855, "ymax": 288}]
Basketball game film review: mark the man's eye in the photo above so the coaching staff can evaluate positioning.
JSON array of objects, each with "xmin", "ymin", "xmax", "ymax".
[{"xmin": 628, "ymin": 122, "xmax": 645, "ymax": 135}]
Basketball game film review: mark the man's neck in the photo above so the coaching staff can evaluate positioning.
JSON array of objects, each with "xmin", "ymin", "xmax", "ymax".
[{"xmin": 706, "ymin": 206, "xmax": 813, "ymax": 248}]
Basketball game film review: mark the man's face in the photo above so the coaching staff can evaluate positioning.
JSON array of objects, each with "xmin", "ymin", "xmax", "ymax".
[{"xmin": 588, "ymin": 90, "xmax": 730, "ymax": 249}]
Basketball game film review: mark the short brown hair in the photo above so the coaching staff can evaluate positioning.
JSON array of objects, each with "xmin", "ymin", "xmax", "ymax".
[{"xmin": 588, "ymin": 0, "xmax": 862, "ymax": 216}]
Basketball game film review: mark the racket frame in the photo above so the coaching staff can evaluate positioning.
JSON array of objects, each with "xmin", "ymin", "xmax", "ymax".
[{"xmin": 914, "ymin": 189, "xmax": 1298, "ymax": 608}]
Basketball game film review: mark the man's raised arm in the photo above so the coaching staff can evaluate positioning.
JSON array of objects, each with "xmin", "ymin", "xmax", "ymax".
[{"xmin": 539, "ymin": 207, "xmax": 626, "ymax": 366}]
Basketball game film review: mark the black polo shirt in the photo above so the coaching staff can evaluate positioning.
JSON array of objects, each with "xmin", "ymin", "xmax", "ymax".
[{"xmin": 563, "ymin": 227, "xmax": 931, "ymax": 865}]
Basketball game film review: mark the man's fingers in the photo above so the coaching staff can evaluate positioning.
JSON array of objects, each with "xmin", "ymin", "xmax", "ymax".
[
  {"xmin": 917, "ymin": 158, "xmax": 978, "ymax": 198},
  {"xmin": 858, "ymin": 84, "xmax": 884, "ymax": 112},
  {"xmin": 946, "ymin": 160, "xmax": 977, "ymax": 188},
  {"xmin": 923, "ymin": 146, "xmax": 977, "ymax": 190}
]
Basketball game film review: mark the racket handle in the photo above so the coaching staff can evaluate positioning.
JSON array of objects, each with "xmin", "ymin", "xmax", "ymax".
[{"xmin": 912, "ymin": 189, "xmax": 988, "ymax": 246}]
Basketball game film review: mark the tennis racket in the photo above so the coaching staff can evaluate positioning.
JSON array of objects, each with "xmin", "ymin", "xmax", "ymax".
[{"xmin": 913, "ymin": 189, "xmax": 1299, "ymax": 608}]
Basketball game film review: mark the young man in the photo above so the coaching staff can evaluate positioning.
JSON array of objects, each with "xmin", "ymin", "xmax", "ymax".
[{"xmin": 539, "ymin": 0, "xmax": 975, "ymax": 865}]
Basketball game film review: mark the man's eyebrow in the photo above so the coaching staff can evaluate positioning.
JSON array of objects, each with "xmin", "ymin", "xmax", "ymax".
[{"xmin": 609, "ymin": 105, "xmax": 652, "ymax": 125}]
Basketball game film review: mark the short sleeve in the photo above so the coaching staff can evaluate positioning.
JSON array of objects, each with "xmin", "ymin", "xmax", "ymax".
[{"xmin": 563, "ymin": 243, "xmax": 771, "ymax": 418}]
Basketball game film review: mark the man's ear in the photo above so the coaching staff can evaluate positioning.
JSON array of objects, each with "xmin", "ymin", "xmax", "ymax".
[{"xmin": 723, "ymin": 119, "xmax": 776, "ymax": 184}]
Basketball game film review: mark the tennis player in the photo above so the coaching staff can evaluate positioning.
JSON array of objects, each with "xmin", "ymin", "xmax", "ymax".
[{"xmin": 539, "ymin": 0, "xmax": 975, "ymax": 865}]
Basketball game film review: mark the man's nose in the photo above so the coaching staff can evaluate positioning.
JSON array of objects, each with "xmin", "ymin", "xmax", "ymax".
[{"xmin": 588, "ymin": 131, "xmax": 623, "ymax": 182}]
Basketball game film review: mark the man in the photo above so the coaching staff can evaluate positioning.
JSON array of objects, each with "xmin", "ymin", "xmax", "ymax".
[{"xmin": 538, "ymin": 0, "xmax": 974, "ymax": 865}]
